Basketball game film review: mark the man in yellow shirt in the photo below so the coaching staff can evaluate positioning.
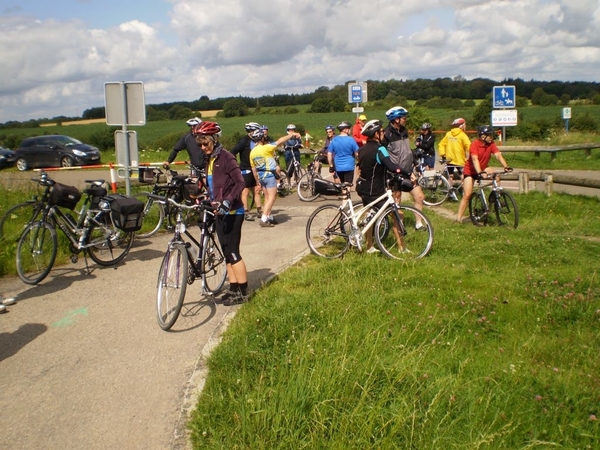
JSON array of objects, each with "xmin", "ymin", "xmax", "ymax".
[{"xmin": 438, "ymin": 118, "xmax": 471, "ymax": 200}]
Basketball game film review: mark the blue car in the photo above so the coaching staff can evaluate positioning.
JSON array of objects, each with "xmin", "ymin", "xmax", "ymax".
[
  {"xmin": 0, "ymin": 147, "xmax": 16, "ymax": 169},
  {"xmin": 14, "ymin": 135, "xmax": 102, "ymax": 171}
]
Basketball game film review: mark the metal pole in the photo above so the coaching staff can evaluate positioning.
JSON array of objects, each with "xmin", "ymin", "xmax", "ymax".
[{"xmin": 120, "ymin": 82, "xmax": 131, "ymax": 195}]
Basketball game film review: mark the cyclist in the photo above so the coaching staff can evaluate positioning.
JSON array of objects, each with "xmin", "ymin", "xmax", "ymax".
[
  {"xmin": 164, "ymin": 117, "xmax": 206, "ymax": 173},
  {"xmin": 382, "ymin": 106, "xmax": 425, "ymax": 220},
  {"xmin": 249, "ymin": 127, "xmax": 301, "ymax": 227},
  {"xmin": 352, "ymin": 114, "xmax": 368, "ymax": 147},
  {"xmin": 314, "ymin": 125, "xmax": 335, "ymax": 175},
  {"xmin": 327, "ymin": 121, "xmax": 359, "ymax": 184},
  {"xmin": 438, "ymin": 117, "xmax": 471, "ymax": 200},
  {"xmin": 456, "ymin": 125, "xmax": 512, "ymax": 224},
  {"xmin": 192, "ymin": 121, "xmax": 249, "ymax": 306},
  {"xmin": 282, "ymin": 124, "xmax": 303, "ymax": 184},
  {"xmin": 415, "ymin": 122, "xmax": 436, "ymax": 170},
  {"xmin": 231, "ymin": 122, "xmax": 262, "ymax": 221},
  {"xmin": 356, "ymin": 119, "xmax": 411, "ymax": 253}
]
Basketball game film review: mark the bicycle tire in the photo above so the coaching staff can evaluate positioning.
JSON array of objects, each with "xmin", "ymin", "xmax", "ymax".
[
  {"xmin": 297, "ymin": 172, "xmax": 321, "ymax": 202},
  {"xmin": 374, "ymin": 205, "xmax": 434, "ymax": 260},
  {"xmin": 277, "ymin": 173, "xmax": 291, "ymax": 197},
  {"xmin": 491, "ymin": 191, "xmax": 519, "ymax": 229},
  {"xmin": 421, "ymin": 174, "xmax": 451, "ymax": 206},
  {"xmin": 87, "ymin": 216, "xmax": 135, "ymax": 266},
  {"xmin": 16, "ymin": 221, "xmax": 58, "ymax": 285},
  {"xmin": 200, "ymin": 233, "xmax": 227, "ymax": 294},
  {"xmin": 469, "ymin": 191, "xmax": 488, "ymax": 226},
  {"xmin": 156, "ymin": 243, "xmax": 188, "ymax": 331},
  {"xmin": 0, "ymin": 201, "xmax": 40, "ymax": 243},
  {"xmin": 306, "ymin": 205, "xmax": 350, "ymax": 258},
  {"xmin": 133, "ymin": 192, "xmax": 165, "ymax": 238}
]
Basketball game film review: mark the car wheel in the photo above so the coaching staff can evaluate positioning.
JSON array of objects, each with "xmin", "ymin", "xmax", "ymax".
[
  {"xmin": 16, "ymin": 158, "xmax": 28, "ymax": 171},
  {"xmin": 61, "ymin": 156, "xmax": 74, "ymax": 168}
]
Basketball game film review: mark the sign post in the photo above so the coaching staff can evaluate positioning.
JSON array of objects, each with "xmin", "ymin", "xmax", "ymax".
[
  {"xmin": 562, "ymin": 107, "xmax": 571, "ymax": 133},
  {"xmin": 104, "ymin": 81, "xmax": 146, "ymax": 195},
  {"xmin": 492, "ymin": 85, "xmax": 517, "ymax": 144}
]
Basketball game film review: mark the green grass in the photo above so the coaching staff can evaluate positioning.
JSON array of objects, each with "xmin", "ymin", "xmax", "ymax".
[{"xmin": 189, "ymin": 192, "xmax": 600, "ymax": 449}]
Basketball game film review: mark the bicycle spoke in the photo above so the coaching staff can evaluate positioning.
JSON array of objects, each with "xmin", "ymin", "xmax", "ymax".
[
  {"xmin": 306, "ymin": 205, "xmax": 350, "ymax": 258},
  {"xmin": 375, "ymin": 206, "xmax": 434, "ymax": 260},
  {"xmin": 16, "ymin": 222, "xmax": 58, "ymax": 285},
  {"xmin": 156, "ymin": 244, "xmax": 188, "ymax": 330}
]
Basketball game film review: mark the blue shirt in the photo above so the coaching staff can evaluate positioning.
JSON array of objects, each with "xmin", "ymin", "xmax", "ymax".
[{"xmin": 327, "ymin": 135, "xmax": 358, "ymax": 171}]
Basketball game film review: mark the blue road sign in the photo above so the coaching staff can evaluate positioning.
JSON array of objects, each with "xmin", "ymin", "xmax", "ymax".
[
  {"xmin": 351, "ymin": 84, "xmax": 362, "ymax": 103},
  {"xmin": 493, "ymin": 85, "xmax": 516, "ymax": 108}
]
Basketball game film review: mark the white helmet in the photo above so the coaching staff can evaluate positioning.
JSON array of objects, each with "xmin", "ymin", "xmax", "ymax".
[
  {"xmin": 186, "ymin": 117, "xmax": 202, "ymax": 127},
  {"xmin": 286, "ymin": 124, "xmax": 297, "ymax": 131}
]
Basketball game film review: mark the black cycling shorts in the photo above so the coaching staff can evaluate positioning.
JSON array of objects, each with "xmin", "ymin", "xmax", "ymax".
[{"xmin": 241, "ymin": 171, "xmax": 257, "ymax": 188}]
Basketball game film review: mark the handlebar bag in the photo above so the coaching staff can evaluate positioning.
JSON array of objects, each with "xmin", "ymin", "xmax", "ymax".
[
  {"xmin": 106, "ymin": 195, "xmax": 145, "ymax": 232},
  {"xmin": 49, "ymin": 183, "xmax": 82, "ymax": 210}
]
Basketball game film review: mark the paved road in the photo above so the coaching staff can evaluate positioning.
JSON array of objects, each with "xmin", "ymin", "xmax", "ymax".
[{"xmin": 0, "ymin": 175, "xmax": 326, "ymax": 450}]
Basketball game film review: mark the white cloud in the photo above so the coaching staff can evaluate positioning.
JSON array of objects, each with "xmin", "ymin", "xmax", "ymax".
[{"xmin": 0, "ymin": 0, "xmax": 599, "ymax": 122}]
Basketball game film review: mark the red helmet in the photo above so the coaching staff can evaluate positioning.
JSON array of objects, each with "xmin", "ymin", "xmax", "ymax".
[
  {"xmin": 192, "ymin": 121, "xmax": 222, "ymax": 136},
  {"xmin": 452, "ymin": 118, "xmax": 466, "ymax": 127}
]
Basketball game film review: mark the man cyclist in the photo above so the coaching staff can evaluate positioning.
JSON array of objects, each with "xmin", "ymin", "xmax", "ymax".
[
  {"xmin": 415, "ymin": 122, "xmax": 436, "ymax": 170},
  {"xmin": 314, "ymin": 125, "xmax": 335, "ymax": 175},
  {"xmin": 327, "ymin": 121, "xmax": 359, "ymax": 184},
  {"xmin": 438, "ymin": 117, "xmax": 471, "ymax": 201},
  {"xmin": 164, "ymin": 117, "xmax": 206, "ymax": 173},
  {"xmin": 282, "ymin": 124, "xmax": 303, "ymax": 184},
  {"xmin": 456, "ymin": 125, "xmax": 512, "ymax": 223},
  {"xmin": 356, "ymin": 119, "xmax": 411, "ymax": 253},
  {"xmin": 381, "ymin": 106, "xmax": 425, "ymax": 223},
  {"xmin": 231, "ymin": 122, "xmax": 262, "ymax": 221}
]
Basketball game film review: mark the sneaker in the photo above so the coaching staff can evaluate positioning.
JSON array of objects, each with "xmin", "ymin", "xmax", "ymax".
[
  {"xmin": 2, "ymin": 297, "xmax": 16, "ymax": 306},
  {"xmin": 415, "ymin": 223, "xmax": 425, "ymax": 230},
  {"xmin": 259, "ymin": 220, "xmax": 274, "ymax": 228},
  {"xmin": 223, "ymin": 292, "xmax": 249, "ymax": 306},
  {"xmin": 0, "ymin": 304, "xmax": 6, "ymax": 314},
  {"xmin": 268, "ymin": 217, "xmax": 279, "ymax": 225},
  {"xmin": 214, "ymin": 289, "xmax": 240, "ymax": 304},
  {"xmin": 366, "ymin": 247, "xmax": 380, "ymax": 254},
  {"xmin": 449, "ymin": 190, "xmax": 459, "ymax": 202},
  {"xmin": 245, "ymin": 213, "xmax": 255, "ymax": 221}
]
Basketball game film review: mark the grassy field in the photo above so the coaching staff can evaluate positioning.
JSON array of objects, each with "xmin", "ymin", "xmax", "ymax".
[{"xmin": 188, "ymin": 192, "xmax": 600, "ymax": 449}]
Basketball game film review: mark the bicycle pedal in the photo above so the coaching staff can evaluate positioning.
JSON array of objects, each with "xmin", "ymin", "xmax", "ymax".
[{"xmin": 70, "ymin": 255, "xmax": 78, "ymax": 263}]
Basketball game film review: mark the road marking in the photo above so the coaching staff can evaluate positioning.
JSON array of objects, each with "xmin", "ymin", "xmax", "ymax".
[{"xmin": 52, "ymin": 307, "xmax": 88, "ymax": 328}]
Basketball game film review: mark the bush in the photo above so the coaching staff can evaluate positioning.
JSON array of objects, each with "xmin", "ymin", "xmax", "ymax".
[{"xmin": 571, "ymin": 112, "xmax": 599, "ymax": 132}]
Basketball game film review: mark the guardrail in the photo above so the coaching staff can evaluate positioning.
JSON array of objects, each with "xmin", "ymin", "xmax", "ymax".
[
  {"xmin": 500, "ymin": 142, "xmax": 600, "ymax": 160},
  {"xmin": 498, "ymin": 171, "xmax": 600, "ymax": 197}
]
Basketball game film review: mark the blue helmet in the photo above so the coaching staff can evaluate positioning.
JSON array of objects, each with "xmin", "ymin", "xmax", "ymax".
[
  {"xmin": 325, "ymin": 124, "xmax": 334, "ymax": 131},
  {"xmin": 385, "ymin": 106, "xmax": 409, "ymax": 121}
]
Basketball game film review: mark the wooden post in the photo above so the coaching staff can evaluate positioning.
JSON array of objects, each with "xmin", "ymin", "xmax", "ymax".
[
  {"xmin": 518, "ymin": 172, "xmax": 529, "ymax": 194},
  {"xmin": 545, "ymin": 174, "xmax": 553, "ymax": 197}
]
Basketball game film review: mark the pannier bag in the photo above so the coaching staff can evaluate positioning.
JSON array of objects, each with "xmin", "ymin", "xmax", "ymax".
[
  {"xmin": 106, "ymin": 195, "xmax": 145, "ymax": 232},
  {"xmin": 138, "ymin": 167, "xmax": 155, "ymax": 183},
  {"xmin": 49, "ymin": 183, "xmax": 82, "ymax": 210},
  {"xmin": 313, "ymin": 178, "xmax": 342, "ymax": 196}
]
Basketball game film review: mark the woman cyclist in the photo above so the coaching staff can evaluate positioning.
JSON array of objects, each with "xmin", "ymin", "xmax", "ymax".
[{"xmin": 192, "ymin": 121, "xmax": 249, "ymax": 306}]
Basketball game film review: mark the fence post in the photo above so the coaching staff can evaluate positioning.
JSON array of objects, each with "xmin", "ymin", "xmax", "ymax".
[
  {"xmin": 545, "ymin": 174, "xmax": 553, "ymax": 197},
  {"xmin": 518, "ymin": 172, "xmax": 529, "ymax": 194}
]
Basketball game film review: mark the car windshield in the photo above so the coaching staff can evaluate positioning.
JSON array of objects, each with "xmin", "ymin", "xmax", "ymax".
[{"xmin": 54, "ymin": 136, "xmax": 83, "ymax": 146}]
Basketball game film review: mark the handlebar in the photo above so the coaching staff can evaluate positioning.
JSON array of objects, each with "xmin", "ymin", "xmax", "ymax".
[{"xmin": 147, "ymin": 193, "xmax": 216, "ymax": 212}]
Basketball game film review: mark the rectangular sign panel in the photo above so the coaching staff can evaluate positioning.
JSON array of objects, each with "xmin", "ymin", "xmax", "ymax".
[
  {"xmin": 491, "ymin": 109, "xmax": 518, "ymax": 126},
  {"xmin": 105, "ymin": 81, "xmax": 146, "ymax": 126},
  {"xmin": 493, "ymin": 85, "xmax": 516, "ymax": 108}
]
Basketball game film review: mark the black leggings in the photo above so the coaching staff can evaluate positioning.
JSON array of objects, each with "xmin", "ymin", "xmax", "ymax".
[{"xmin": 215, "ymin": 214, "xmax": 244, "ymax": 265}]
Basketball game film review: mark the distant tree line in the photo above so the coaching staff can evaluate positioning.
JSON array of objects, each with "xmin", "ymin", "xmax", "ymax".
[{"xmin": 2, "ymin": 76, "xmax": 600, "ymax": 129}]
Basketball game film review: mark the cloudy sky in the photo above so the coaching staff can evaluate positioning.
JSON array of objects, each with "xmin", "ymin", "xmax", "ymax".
[{"xmin": 0, "ymin": 0, "xmax": 598, "ymax": 123}]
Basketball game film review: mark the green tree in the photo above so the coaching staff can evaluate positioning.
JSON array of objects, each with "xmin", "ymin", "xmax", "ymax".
[
  {"xmin": 560, "ymin": 94, "xmax": 571, "ymax": 106},
  {"xmin": 472, "ymin": 95, "xmax": 493, "ymax": 126},
  {"xmin": 222, "ymin": 99, "xmax": 249, "ymax": 118},
  {"xmin": 168, "ymin": 104, "xmax": 194, "ymax": 120}
]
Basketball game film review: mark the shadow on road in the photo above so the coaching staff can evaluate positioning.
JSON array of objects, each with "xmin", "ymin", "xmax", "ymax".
[{"xmin": 0, "ymin": 323, "xmax": 48, "ymax": 362}]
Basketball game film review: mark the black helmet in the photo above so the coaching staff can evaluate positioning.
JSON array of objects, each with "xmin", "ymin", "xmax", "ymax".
[
  {"xmin": 361, "ymin": 119, "xmax": 383, "ymax": 137},
  {"xmin": 478, "ymin": 125, "xmax": 495, "ymax": 138},
  {"xmin": 337, "ymin": 121, "xmax": 352, "ymax": 131}
]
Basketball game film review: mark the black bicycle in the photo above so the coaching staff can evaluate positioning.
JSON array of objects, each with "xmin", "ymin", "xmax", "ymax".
[
  {"xmin": 297, "ymin": 152, "xmax": 324, "ymax": 202},
  {"xmin": 16, "ymin": 174, "xmax": 140, "ymax": 284},
  {"xmin": 134, "ymin": 165, "xmax": 205, "ymax": 238},
  {"xmin": 469, "ymin": 170, "xmax": 519, "ymax": 228},
  {"xmin": 153, "ymin": 194, "xmax": 227, "ymax": 330}
]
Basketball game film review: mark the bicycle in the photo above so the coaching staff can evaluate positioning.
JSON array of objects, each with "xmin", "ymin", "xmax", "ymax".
[
  {"xmin": 0, "ymin": 171, "xmax": 52, "ymax": 244},
  {"xmin": 281, "ymin": 147, "xmax": 307, "ymax": 186},
  {"xmin": 305, "ymin": 175, "xmax": 434, "ymax": 260},
  {"xmin": 414, "ymin": 154, "xmax": 451, "ymax": 207},
  {"xmin": 469, "ymin": 170, "xmax": 519, "ymax": 228},
  {"xmin": 152, "ymin": 194, "xmax": 227, "ymax": 330},
  {"xmin": 297, "ymin": 151, "xmax": 325, "ymax": 202},
  {"xmin": 16, "ymin": 175, "xmax": 139, "ymax": 285},
  {"xmin": 247, "ymin": 170, "xmax": 291, "ymax": 211},
  {"xmin": 133, "ymin": 165, "xmax": 205, "ymax": 238}
]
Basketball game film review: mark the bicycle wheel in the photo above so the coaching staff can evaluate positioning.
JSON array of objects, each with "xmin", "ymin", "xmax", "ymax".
[
  {"xmin": 16, "ymin": 221, "xmax": 58, "ymax": 285},
  {"xmin": 306, "ymin": 205, "xmax": 350, "ymax": 258},
  {"xmin": 421, "ymin": 174, "xmax": 451, "ymax": 206},
  {"xmin": 469, "ymin": 192, "xmax": 489, "ymax": 226},
  {"xmin": 156, "ymin": 243, "xmax": 188, "ymax": 330},
  {"xmin": 133, "ymin": 192, "xmax": 165, "ymax": 238},
  {"xmin": 375, "ymin": 205, "xmax": 434, "ymax": 260},
  {"xmin": 0, "ymin": 201, "xmax": 40, "ymax": 243},
  {"xmin": 201, "ymin": 233, "xmax": 227, "ymax": 294},
  {"xmin": 491, "ymin": 191, "xmax": 519, "ymax": 229},
  {"xmin": 297, "ymin": 172, "xmax": 321, "ymax": 202},
  {"xmin": 87, "ymin": 216, "xmax": 135, "ymax": 266},
  {"xmin": 277, "ymin": 173, "xmax": 291, "ymax": 197}
]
